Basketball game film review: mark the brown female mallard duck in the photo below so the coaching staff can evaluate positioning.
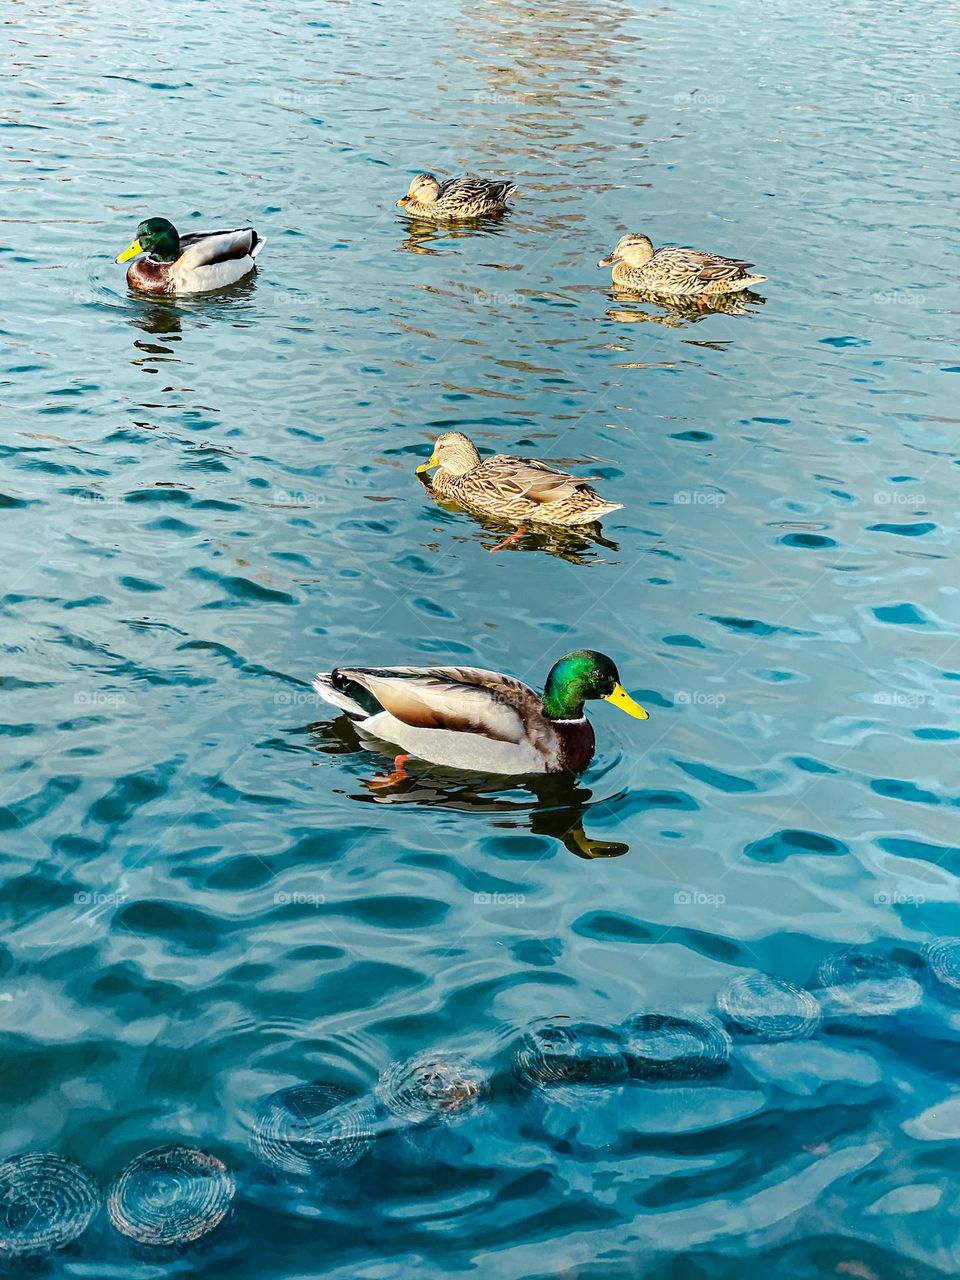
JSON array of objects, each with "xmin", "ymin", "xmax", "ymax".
[
  {"xmin": 598, "ymin": 233, "xmax": 766, "ymax": 303},
  {"xmin": 396, "ymin": 173, "xmax": 516, "ymax": 220},
  {"xmin": 313, "ymin": 650, "xmax": 648, "ymax": 776},
  {"xmin": 115, "ymin": 217, "xmax": 265, "ymax": 296},
  {"xmin": 416, "ymin": 432, "xmax": 622, "ymax": 540}
]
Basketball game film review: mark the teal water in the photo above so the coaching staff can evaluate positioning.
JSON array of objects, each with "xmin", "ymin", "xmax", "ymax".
[{"xmin": 2, "ymin": 0, "xmax": 959, "ymax": 1273}]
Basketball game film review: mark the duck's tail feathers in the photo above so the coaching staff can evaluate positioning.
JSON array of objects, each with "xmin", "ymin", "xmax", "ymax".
[
  {"xmin": 250, "ymin": 233, "xmax": 266, "ymax": 260},
  {"xmin": 312, "ymin": 672, "xmax": 368, "ymax": 719},
  {"xmin": 739, "ymin": 273, "xmax": 766, "ymax": 289},
  {"xmin": 568, "ymin": 501, "xmax": 623, "ymax": 525}
]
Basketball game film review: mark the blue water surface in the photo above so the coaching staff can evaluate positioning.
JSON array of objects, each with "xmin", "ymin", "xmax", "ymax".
[{"xmin": 2, "ymin": 0, "xmax": 959, "ymax": 1275}]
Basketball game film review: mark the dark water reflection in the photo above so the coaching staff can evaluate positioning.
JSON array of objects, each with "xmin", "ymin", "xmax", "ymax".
[
  {"xmin": 313, "ymin": 716, "xmax": 632, "ymax": 860},
  {"xmin": 2, "ymin": 0, "xmax": 959, "ymax": 1274},
  {"xmin": 607, "ymin": 287, "xmax": 768, "ymax": 330}
]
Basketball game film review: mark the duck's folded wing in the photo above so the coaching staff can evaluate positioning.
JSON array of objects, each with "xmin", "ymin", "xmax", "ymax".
[
  {"xmin": 440, "ymin": 175, "xmax": 515, "ymax": 201},
  {"xmin": 678, "ymin": 249, "xmax": 755, "ymax": 283},
  {"xmin": 177, "ymin": 227, "xmax": 260, "ymax": 270},
  {"xmin": 334, "ymin": 665, "xmax": 538, "ymax": 742},
  {"xmin": 482, "ymin": 457, "xmax": 600, "ymax": 505}
]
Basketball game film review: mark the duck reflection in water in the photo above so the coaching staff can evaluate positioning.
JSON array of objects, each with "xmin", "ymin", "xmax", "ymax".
[
  {"xmin": 309, "ymin": 720, "xmax": 632, "ymax": 861},
  {"xmin": 127, "ymin": 275, "xmax": 260, "ymax": 363},
  {"xmin": 606, "ymin": 287, "xmax": 766, "ymax": 330},
  {"xmin": 398, "ymin": 210, "xmax": 512, "ymax": 256},
  {"xmin": 129, "ymin": 296, "xmax": 183, "ymax": 340},
  {"xmin": 423, "ymin": 486, "xmax": 619, "ymax": 563}
]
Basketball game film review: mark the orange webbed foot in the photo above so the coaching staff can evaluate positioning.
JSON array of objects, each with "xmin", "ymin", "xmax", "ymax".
[
  {"xmin": 489, "ymin": 526, "xmax": 527, "ymax": 552},
  {"xmin": 367, "ymin": 754, "xmax": 411, "ymax": 790}
]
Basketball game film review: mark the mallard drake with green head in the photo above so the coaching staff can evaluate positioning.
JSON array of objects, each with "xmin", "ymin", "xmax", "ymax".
[
  {"xmin": 312, "ymin": 650, "xmax": 648, "ymax": 776},
  {"xmin": 598, "ymin": 233, "xmax": 766, "ymax": 302},
  {"xmin": 115, "ymin": 217, "xmax": 265, "ymax": 295},
  {"xmin": 396, "ymin": 173, "xmax": 516, "ymax": 220},
  {"xmin": 417, "ymin": 432, "xmax": 622, "ymax": 534}
]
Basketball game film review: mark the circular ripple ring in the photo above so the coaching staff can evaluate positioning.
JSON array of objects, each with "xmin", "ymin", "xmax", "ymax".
[
  {"xmin": 107, "ymin": 1144, "xmax": 235, "ymax": 1246},
  {"xmin": 816, "ymin": 949, "xmax": 923, "ymax": 1016},
  {"xmin": 0, "ymin": 1152, "xmax": 99, "ymax": 1256},
  {"xmin": 254, "ymin": 1082, "xmax": 375, "ymax": 1173},
  {"xmin": 621, "ymin": 1012, "xmax": 732, "ymax": 1081},
  {"xmin": 923, "ymin": 938, "xmax": 960, "ymax": 994},
  {"xmin": 514, "ymin": 1022, "xmax": 628, "ymax": 1089},
  {"xmin": 375, "ymin": 1052, "xmax": 490, "ymax": 1126},
  {"xmin": 717, "ymin": 973, "xmax": 822, "ymax": 1042}
]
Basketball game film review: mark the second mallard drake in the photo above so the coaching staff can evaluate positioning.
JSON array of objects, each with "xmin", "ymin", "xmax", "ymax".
[
  {"xmin": 115, "ymin": 217, "xmax": 265, "ymax": 295},
  {"xmin": 598, "ymin": 233, "xmax": 766, "ymax": 302},
  {"xmin": 396, "ymin": 173, "xmax": 516, "ymax": 220},
  {"xmin": 417, "ymin": 432, "xmax": 622, "ymax": 532},
  {"xmin": 313, "ymin": 650, "xmax": 648, "ymax": 775}
]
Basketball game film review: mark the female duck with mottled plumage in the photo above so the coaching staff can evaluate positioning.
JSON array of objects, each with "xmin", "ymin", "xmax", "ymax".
[
  {"xmin": 598, "ymin": 232, "xmax": 766, "ymax": 305},
  {"xmin": 396, "ymin": 172, "xmax": 516, "ymax": 220},
  {"xmin": 417, "ymin": 431, "xmax": 622, "ymax": 537}
]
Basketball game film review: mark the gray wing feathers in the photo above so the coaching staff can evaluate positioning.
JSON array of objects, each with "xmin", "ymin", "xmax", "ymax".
[
  {"xmin": 336, "ymin": 666, "xmax": 537, "ymax": 743},
  {"xmin": 177, "ymin": 227, "xmax": 260, "ymax": 270},
  {"xmin": 438, "ymin": 175, "xmax": 515, "ymax": 203},
  {"xmin": 482, "ymin": 457, "xmax": 603, "ymax": 505}
]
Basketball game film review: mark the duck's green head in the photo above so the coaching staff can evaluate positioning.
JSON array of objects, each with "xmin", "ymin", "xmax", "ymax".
[
  {"xmin": 542, "ymin": 650, "xmax": 648, "ymax": 721},
  {"xmin": 116, "ymin": 217, "xmax": 180, "ymax": 265}
]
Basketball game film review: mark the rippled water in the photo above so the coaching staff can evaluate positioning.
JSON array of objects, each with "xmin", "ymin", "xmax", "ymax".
[{"xmin": 2, "ymin": 0, "xmax": 959, "ymax": 1274}]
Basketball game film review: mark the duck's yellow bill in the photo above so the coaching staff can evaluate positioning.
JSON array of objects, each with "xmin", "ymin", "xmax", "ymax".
[
  {"xmin": 416, "ymin": 454, "xmax": 439, "ymax": 474},
  {"xmin": 603, "ymin": 683, "xmax": 648, "ymax": 719},
  {"xmin": 396, "ymin": 196, "xmax": 411, "ymax": 207},
  {"xmin": 116, "ymin": 238, "xmax": 143, "ymax": 264}
]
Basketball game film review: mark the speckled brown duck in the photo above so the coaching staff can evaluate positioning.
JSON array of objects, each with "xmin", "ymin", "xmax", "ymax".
[
  {"xmin": 396, "ymin": 173, "xmax": 516, "ymax": 220},
  {"xmin": 416, "ymin": 431, "xmax": 622, "ymax": 537},
  {"xmin": 599, "ymin": 232, "xmax": 766, "ymax": 304}
]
